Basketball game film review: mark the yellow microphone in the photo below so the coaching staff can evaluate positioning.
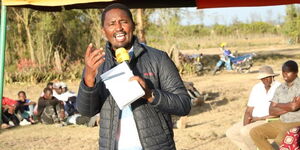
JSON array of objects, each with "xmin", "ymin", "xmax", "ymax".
[{"xmin": 116, "ymin": 47, "xmax": 130, "ymax": 63}]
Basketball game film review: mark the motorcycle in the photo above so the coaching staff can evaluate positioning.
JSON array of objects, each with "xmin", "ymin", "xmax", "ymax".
[
  {"xmin": 212, "ymin": 53, "xmax": 256, "ymax": 75},
  {"xmin": 179, "ymin": 53, "xmax": 204, "ymax": 76}
]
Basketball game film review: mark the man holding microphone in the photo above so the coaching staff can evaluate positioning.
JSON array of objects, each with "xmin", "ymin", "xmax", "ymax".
[{"xmin": 77, "ymin": 3, "xmax": 191, "ymax": 150}]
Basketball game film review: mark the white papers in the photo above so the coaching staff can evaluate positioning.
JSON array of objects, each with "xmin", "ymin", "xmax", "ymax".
[{"xmin": 100, "ymin": 62, "xmax": 145, "ymax": 110}]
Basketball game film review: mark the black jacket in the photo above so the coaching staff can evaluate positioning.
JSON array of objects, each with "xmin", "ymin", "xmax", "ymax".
[{"xmin": 77, "ymin": 38, "xmax": 191, "ymax": 150}]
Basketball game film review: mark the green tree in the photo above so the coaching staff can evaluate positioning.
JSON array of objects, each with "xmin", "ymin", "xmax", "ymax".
[{"xmin": 282, "ymin": 5, "xmax": 300, "ymax": 43}]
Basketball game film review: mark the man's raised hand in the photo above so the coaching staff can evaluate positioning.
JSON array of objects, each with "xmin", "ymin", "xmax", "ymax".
[{"xmin": 84, "ymin": 43, "xmax": 105, "ymax": 87}]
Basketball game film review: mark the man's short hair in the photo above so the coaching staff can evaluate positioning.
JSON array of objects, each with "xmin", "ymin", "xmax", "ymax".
[
  {"xmin": 282, "ymin": 60, "xmax": 298, "ymax": 73},
  {"xmin": 18, "ymin": 91, "xmax": 26, "ymax": 96},
  {"xmin": 47, "ymin": 82, "xmax": 53, "ymax": 87},
  {"xmin": 101, "ymin": 3, "xmax": 134, "ymax": 27},
  {"xmin": 43, "ymin": 88, "xmax": 53, "ymax": 94}
]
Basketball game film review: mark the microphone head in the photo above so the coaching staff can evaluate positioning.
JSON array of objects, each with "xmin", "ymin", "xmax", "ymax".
[{"xmin": 116, "ymin": 47, "xmax": 130, "ymax": 63}]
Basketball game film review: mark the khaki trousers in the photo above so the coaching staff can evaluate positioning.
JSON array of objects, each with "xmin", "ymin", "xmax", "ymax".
[
  {"xmin": 226, "ymin": 120, "xmax": 266, "ymax": 150},
  {"xmin": 250, "ymin": 120, "xmax": 300, "ymax": 150}
]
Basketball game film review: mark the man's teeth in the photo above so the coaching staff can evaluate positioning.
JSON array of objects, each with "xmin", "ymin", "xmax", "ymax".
[
  {"xmin": 116, "ymin": 33, "xmax": 125, "ymax": 37},
  {"xmin": 116, "ymin": 34, "xmax": 125, "ymax": 40}
]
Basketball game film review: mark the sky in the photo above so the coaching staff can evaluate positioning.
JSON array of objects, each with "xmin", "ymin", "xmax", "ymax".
[{"xmin": 180, "ymin": 5, "xmax": 293, "ymax": 26}]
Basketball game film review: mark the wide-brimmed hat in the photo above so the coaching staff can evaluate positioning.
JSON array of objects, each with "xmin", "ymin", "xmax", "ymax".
[{"xmin": 257, "ymin": 65, "xmax": 279, "ymax": 79}]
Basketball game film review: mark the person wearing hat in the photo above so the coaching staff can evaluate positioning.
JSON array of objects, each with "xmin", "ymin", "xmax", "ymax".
[
  {"xmin": 226, "ymin": 65, "xmax": 281, "ymax": 150},
  {"xmin": 250, "ymin": 60, "xmax": 300, "ymax": 150}
]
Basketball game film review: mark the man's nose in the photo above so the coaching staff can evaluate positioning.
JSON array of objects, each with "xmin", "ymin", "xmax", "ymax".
[
  {"xmin": 282, "ymin": 72, "xmax": 287, "ymax": 77},
  {"xmin": 115, "ymin": 22, "xmax": 123, "ymax": 31}
]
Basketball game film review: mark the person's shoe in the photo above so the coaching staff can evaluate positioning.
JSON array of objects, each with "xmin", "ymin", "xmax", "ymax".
[
  {"xmin": 20, "ymin": 119, "xmax": 31, "ymax": 126},
  {"xmin": 8, "ymin": 121, "xmax": 15, "ymax": 126}
]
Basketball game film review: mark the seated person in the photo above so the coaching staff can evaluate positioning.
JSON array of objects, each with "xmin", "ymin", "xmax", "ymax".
[
  {"xmin": 37, "ymin": 88, "xmax": 65, "ymax": 124},
  {"xmin": 250, "ymin": 60, "xmax": 300, "ymax": 150},
  {"xmin": 59, "ymin": 82, "xmax": 77, "ymax": 116},
  {"xmin": 2, "ymin": 97, "xmax": 20, "ymax": 127},
  {"xmin": 226, "ymin": 65, "xmax": 281, "ymax": 150},
  {"xmin": 15, "ymin": 91, "xmax": 36, "ymax": 124},
  {"xmin": 39, "ymin": 82, "xmax": 54, "ymax": 97},
  {"xmin": 53, "ymin": 82, "xmax": 63, "ymax": 98},
  {"xmin": 219, "ymin": 43, "xmax": 235, "ymax": 70}
]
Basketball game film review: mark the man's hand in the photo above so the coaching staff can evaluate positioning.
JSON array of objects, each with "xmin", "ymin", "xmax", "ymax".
[
  {"xmin": 243, "ymin": 107, "xmax": 253, "ymax": 126},
  {"xmin": 291, "ymin": 96, "xmax": 300, "ymax": 111},
  {"xmin": 3, "ymin": 105, "xmax": 16, "ymax": 114},
  {"xmin": 84, "ymin": 43, "xmax": 105, "ymax": 87},
  {"xmin": 130, "ymin": 76, "xmax": 153, "ymax": 103},
  {"xmin": 244, "ymin": 116, "xmax": 252, "ymax": 125},
  {"xmin": 251, "ymin": 117, "xmax": 263, "ymax": 123}
]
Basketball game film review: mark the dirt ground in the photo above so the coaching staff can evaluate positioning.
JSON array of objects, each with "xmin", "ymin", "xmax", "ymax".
[{"xmin": 1, "ymin": 45, "xmax": 300, "ymax": 150}]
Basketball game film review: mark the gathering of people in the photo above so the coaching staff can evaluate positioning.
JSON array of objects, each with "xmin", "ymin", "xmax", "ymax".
[
  {"xmin": 1, "ymin": 81, "xmax": 100, "ymax": 129},
  {"xmin": 1, "ymin": 2, "xmax": 300, "ymax": 150}
]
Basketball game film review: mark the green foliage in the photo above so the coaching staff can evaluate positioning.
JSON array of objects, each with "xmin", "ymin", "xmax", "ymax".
[
  {"xmin": 282, "ymin": 5, "xmax": 300, "ymax": 44},
  {"xmin": 3, "ymin": 7, "xmax": 300, "ymax": 82},
  {"xmin": 212, "ymin": 24, "xmax": 233, "ymax": 35},
  {"xmin": 211, "ymin": 22, "xmax": 278, "ymax": 36}
]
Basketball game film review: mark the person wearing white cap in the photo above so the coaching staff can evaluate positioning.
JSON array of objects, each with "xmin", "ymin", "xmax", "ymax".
[{"xmin": 226, "ymin": 65, "xmax": 281, "ymax": 150}]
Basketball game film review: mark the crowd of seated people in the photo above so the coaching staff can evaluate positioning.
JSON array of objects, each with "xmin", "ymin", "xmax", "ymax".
[{"xmin": 1, "ymin": 81, "xmax": 100, "ymax": 129}]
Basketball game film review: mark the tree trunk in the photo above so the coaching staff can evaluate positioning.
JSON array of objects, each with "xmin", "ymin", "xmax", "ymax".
[
  {"xmin": 54, "ymin": 51, "xmax": 62, "ymax": 73},
  {"xmin": 136, "ymin": 9, "xmax": 146, "ymax": 44},
  {"xmin": 22, "ymin": 9, "xmax": 35, "ymax": 63},
  {"xmin": 25, "ymin": 25, "xmax": 35, "ymax": 63}
]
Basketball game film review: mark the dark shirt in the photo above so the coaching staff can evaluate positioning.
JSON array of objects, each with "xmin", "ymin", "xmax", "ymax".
[
  {"xmin": 37, "ymin": 97, "xmax": 63, "ymax": 118},
  {"xmin": 16, "ymin": 99, "xmax": 31, "ymax": 111}
]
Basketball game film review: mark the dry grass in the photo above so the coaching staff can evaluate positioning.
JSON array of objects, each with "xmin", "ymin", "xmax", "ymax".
[{"xmin": 1, "ymin": 39, "xmax": 300, "ymax": 150}]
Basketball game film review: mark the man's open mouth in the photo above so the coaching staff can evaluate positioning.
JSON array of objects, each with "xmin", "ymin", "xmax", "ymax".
[{"xmin": 115, "ymin": 32, "xmax": 126, "ymax": 42}]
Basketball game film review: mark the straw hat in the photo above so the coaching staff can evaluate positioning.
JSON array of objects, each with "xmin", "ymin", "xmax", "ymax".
[{"xmin": 257, "ymin": 66, "xmax": 279, "ymax": 79}]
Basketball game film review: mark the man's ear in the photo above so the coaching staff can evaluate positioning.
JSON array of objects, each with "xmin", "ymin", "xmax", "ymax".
[
  {"xmin": 101, "ymin": 28, "xmax": 107, "ymax": 40},
  {"xmin": 101, "ymin": 28, "xmax": 105, "ymax": 35}
]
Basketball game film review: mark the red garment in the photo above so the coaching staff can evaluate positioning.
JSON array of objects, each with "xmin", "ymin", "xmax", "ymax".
[
  {"xmin": 280, "ymin": 127, "xmax": 300, "ymax": 150},
  {"xmin": 2, "ymin": 97, "xmax": 17, "ymax": 106}
]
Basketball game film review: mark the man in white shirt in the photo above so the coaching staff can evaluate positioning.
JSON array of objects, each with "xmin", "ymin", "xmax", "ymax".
[{"xmin": 226, "ymin": 65, "xmax": 281, "ymax": 150}]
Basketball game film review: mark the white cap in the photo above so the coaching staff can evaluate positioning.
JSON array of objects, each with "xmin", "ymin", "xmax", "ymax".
[{"xmin": 60, "ymin": 82, "xmax": 67, "ymax": 88}]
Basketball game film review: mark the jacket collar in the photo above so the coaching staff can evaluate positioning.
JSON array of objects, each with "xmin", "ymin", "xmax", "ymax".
[{"xmin": 104, "ymin": 36, "xmax": 145, "ymax": 63}]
